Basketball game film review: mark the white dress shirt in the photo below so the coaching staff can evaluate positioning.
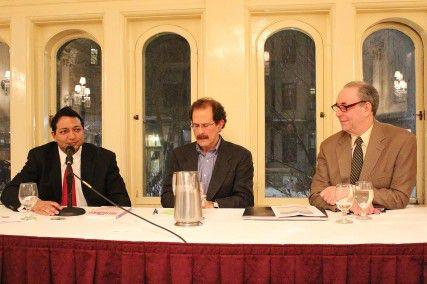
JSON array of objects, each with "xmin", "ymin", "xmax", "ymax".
[
  {"xmin": 351, "ymin": 124, "xmax": 373, "ymax": 159},
  {"xmin": 58, "ymin": 146, "xmax": 87, "ymax": 206}
]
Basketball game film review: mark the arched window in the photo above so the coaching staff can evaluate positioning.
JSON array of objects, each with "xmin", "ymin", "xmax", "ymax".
[
  {"xmin": 264, "ymin": 30, "xmax": 316, "ymax": 198},
  {"xmin": 362, "ymin": 28, "xmax": 418, "ymax": 200},
  {"xmin": 142, "ymin": 33, "xmax": 191, "ymax": 197},
  {"xmin": 56, "ymin": 38, "xmax": 102, "ymax": 146},
  {"xmin": 0, "ymin": 42, "xmax": 10, "ymax": 194},
  {"xmin": 363, "ymin": 29, "xmax": 415, "ymax": 132}
]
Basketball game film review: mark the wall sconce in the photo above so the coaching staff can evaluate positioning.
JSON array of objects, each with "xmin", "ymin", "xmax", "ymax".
[
  {"xmin": 63, "ymin": 76, "xmax": 91, "ymax": 108},
  {"xmin": 146, "ymin": 133, "xmax": 161, "ymax": 147},
  {"xmin": 0, "ymin": 70, "xmax": 10, "ymax": 96},
  {"xmin": 393, "ymin": 71, "xmax": 407, "ymax": 99}
]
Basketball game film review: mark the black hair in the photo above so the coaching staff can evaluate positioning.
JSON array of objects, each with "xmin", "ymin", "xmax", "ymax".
[{"xmin": 50, "ymin": 107, "xmax": 84, "ymax": 132}]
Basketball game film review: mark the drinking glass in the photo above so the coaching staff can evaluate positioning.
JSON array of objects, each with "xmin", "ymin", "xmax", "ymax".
[
  {"xmin": 335, "ymin": 183, "xmax": 354, "ymax": 224},
  {"xmin": 355, "ymin": 181, "xmax": 374, "ymax": 220},
  {"xmin": 18, "ymin": 182, "xmax": 38, "ymax": 220}
]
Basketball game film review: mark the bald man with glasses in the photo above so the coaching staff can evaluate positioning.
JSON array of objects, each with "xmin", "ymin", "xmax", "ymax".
[{"xmin": 309, "ymin": 81, "xmax": 416, "ymax": 213}]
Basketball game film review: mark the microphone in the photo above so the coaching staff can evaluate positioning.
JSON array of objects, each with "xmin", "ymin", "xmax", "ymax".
[
  {"xmin": 72, "ymin": 173, "xmax": 187, "ymax": 243},
  {"xmin": 65, "ymin": 146, "xmax": 74, "ymax": 165},
  {"xmin": 58, "ymin": 145, "xmax": 86, "ymax": 216}
]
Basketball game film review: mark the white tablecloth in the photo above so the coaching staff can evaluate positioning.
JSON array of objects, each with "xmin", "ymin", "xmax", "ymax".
[{"xmin": 0, "ymin": 205, "xmax": 426, "ymax": 244}]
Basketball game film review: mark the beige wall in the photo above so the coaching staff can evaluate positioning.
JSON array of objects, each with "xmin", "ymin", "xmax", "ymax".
[{"xmin": 0, "ymin": 0, "xmax": 425, "ymax": 205}]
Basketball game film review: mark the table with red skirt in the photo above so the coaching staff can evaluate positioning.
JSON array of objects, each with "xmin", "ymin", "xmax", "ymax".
[{"xmin": 1, "ymin": 206, "xmax": 426, "ymax": 283}]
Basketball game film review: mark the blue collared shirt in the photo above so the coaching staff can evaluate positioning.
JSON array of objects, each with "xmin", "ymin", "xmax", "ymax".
[{"xmin": 196, "ymin": 138, "xmax": 221, "ymax": 195}]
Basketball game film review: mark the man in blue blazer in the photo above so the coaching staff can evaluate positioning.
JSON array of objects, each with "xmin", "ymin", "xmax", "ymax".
[
  {"xmin": 161, "ymin": 98, "xmax": 254, "ymax": 208},
  {"xmin": 1, "ymin": 107, "xmax": 130, "ymax": 215}
]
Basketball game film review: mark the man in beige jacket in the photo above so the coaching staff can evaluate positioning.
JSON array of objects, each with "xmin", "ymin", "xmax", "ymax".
[{"xmin": 309, "ymin": 81, "xmax": 416, "ymax": 213}]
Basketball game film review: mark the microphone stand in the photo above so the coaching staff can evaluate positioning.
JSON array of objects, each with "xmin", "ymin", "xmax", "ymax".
[
  {"xmin": 58, "ymin": 160, "xmax": 86, "ymax": 216},
  {"xmin": 73, "ymin": 173, "xmax": 186, "ymax": 243}
]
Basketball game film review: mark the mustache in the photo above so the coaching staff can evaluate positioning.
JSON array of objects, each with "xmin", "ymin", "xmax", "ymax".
[{"xmin": 196, "ymin": 134, "xmax": 209, "ymax": 140}]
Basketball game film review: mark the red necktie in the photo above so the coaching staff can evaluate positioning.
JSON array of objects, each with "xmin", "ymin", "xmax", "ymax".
[{"xmin": 61, "ymin": 167, "xmax": 76, "ymax": 206}]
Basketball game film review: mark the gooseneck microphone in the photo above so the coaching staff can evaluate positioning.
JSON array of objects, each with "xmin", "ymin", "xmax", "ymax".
[
  {"xmin": 58, "ymin": 146, "xmax": 86, "ymax": 216},
  {"xmin": 72, "ymin": 173, "xmax": 187, "ymax": 243},
  {"xmin": 65, "ymin": 145, "xmax": 74, "ymax": 165}
]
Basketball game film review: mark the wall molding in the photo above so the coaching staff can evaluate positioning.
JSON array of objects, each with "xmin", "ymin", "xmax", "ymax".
[
  {"xmin": 354, "ymin": 1, "xmax": 427, "ymax": 12},
  {"xmin": 0, "ymin": 0, "xmax": 125, "ymax": 7},
  {"xmin": 30, "ymin": 13, "xmax": 103, "ymax": 25},
  {"xmin": 122, "ymin": 9, "xmax": 203, "ymax": 21},
  {"xmin": 247, "ymin": 3, "xmax": 333, "ymax": 15}
]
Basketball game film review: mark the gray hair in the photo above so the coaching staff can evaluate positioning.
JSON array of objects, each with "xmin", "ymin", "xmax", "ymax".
[{"xmin": 343, "ymin": 81, "xmax": 379, "ymax": 116}]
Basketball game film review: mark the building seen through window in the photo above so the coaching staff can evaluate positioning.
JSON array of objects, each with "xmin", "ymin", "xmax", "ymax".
[
  {"xmin": 0, "ymin": 42, "xmax": 10, "ymax": 195},
  {"xmin": 363, "ymin": 28, "xmax": 417, "ymax": 199},
  {"xmin": 143, "ymin": 33, "xmax": 191, "ymax": 197},
  {"xmin": 264, "ymin": 30, "xmax": 316, "ymax": 198}
]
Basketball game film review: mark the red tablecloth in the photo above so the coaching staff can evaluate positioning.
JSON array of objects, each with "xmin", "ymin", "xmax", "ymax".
[{"xmin": 1, "ymin": 235, "xmax": 425, "ymax": 283}]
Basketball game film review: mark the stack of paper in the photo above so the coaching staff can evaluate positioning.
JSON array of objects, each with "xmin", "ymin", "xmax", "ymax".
[{"xmin": 242, "ymin": 205, "xmax": 328, "ymax": 221}]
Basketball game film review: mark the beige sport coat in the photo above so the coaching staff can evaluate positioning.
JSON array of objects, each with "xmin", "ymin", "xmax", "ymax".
[{"xmin": 309, "ymin": 120, "xmax": 416, "ymax": 210}]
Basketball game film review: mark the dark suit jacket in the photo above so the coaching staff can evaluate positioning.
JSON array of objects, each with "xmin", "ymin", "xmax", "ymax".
[
  {"xmin": 310, "ymin": 120, "xmax": 416, "ymax": 210},
  {"xmin": 1, "ymin": 142, "xmax": 131, "ymax": 211},
  {"xmin": 161, "ymin": 139, "xmax": 254, "ymax": 208}
]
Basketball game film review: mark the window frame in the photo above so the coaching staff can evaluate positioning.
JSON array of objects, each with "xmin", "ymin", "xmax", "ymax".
[
  {"xmin": 358, "ymin": 22, "xmax": 425, "ymax": 204},
  {"xmin": 40, "ymin": 28, "xmax": 102, "ymax": 145},
  {"xmin": 52, "ymin": 36, "xmax": 103, "ymax": 146},
  {"xmin": 131, "ymin": 25, "xmax": 198, "ymax": 206},
  {"xmin": 255, "ymin": 20, "xmax": 325, "ymax": 206}
]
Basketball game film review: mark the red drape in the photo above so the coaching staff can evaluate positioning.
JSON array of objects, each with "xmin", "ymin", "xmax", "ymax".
[{"xmin": 0, "ymin": 235, "xmax": 425, "ymax": 283}]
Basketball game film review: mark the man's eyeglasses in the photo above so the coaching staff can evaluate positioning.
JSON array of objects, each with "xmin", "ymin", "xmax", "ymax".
[
  {"xmin": 331, "ymin": 101, "xmax": 367, "ymax": 112},
  {"xmin": 190, "ymin": 122, "xmax": 216, "ymax": 129}
]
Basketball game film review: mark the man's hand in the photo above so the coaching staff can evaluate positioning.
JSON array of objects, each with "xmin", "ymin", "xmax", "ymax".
[
  {"xmin": 31, "ymin": 200, "xmax": 61, "ymax": 216},
  {"xmin": 202, "ymin": 200, "xmax": 214, "ymax": 209},
  {"xmin": 350, "ymin": 202, "xmax": 361, "ymax": 215},
  {"xmin": 320, "ymin": 186, "xmax": 336, "ymax": 205}
]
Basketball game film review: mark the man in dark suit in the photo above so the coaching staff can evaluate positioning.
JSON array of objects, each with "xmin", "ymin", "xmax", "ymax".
[
  {"xmin": 310, "ymin": 81, "xmax": 416, "ymax": 213},
  {"xmin": 161, "ymin": 98, "xmax": 254, "ymax": 208},
  {"xmin": 1, "ymin": 107, "xmax": 131, "ymax": 215}
]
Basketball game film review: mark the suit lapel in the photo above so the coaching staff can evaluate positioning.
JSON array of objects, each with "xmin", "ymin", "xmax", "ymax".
[
  {"xmin": 359, "ymin": 122, "xmax": 385, "ymax": 181},
  {"xmin": 336, "ymin": 133, "xmax": 352, "ymax": 183},
  {"xmin": 81, "ymin": 144, "xmax": 95, "ymax": 198},
  {"xmin": 207, "ymin": 141, "xmax": 231, "ymax": 199},
  {"xmin": 47, "ymin": 144, "xmax": 62, "ymax": 202},
  {"xmin": 183, "ymin": 143, "xmax": 198, "ymax": 171}
]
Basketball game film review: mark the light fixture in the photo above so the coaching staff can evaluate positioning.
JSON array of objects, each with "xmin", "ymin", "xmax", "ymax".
[
  {"xmin": 0, "ymin": 70, "xmax": 10, "ymax": 96},
  {"xmin": 63, "ymin": 76, "xmax": 91, "ymax": 108},
  {"xmin": 393, "ymin": 71, "xmax": 407, "ymax": 99},
  {"xmin": 146, "ymin": 134, "xmax": 161, "ymax": 147}
]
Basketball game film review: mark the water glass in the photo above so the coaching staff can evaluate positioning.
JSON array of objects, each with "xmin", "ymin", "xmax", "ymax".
[
  {"xmin": 355, "ymin": 181, "xmax": 374, "ymax": 220},
  {"xmin": 335, "ymin": 183, "xmax": 354, "ymax": 224},
  {"xmin": 18, "ymin": 182, "xmax": 38, "ymax": 220}
]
